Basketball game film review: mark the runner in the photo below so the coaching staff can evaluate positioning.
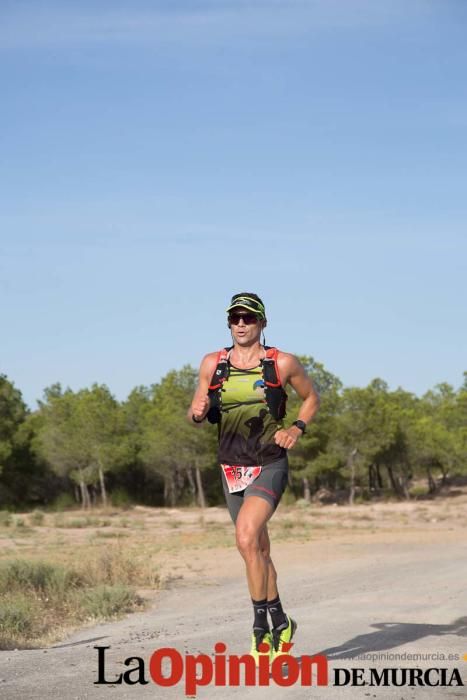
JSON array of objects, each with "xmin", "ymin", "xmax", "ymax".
[{"xmin": 187, "ymin": 292, "xmax": 320, "ymax": 662}]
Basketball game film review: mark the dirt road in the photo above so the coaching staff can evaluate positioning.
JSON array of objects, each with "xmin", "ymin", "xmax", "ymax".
[{"xmin": 1, "ymin": 524, "xmax": 466, "ymax": 700}]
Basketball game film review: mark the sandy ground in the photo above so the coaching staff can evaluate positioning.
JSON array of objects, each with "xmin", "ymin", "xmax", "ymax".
[{"xmin": 1, "ymin": 497, "xmax": 467, "ymax": 699}]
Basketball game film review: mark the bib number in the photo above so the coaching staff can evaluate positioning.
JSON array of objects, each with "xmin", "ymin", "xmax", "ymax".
[{"xmin": 221, "ymin": 464, "xmax": 262, "ymax": 493}]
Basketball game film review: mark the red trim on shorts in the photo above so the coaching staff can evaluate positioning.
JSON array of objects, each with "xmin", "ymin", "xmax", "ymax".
[{"xmin": 249, "ymin": 484, "xmax": 278, "ymax": 499}]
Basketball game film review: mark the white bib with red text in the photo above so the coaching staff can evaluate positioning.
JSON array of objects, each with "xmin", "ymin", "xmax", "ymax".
[{"xmin": 221, "ymin": 464, "xmax": 262, "ymax": 494}]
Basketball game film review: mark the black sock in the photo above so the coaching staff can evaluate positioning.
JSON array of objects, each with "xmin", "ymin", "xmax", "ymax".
[
  {"xmin": 252, "ymin": 598, "xmax": 269, "ymax": 631},
  {"xmin": 267, "ymin": 595, "xmax": 287, "ymax": 629}
]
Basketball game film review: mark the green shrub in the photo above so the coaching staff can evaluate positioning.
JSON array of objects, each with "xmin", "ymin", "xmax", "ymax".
[
  {"xmin": 409, "ymin": 485, "xmax": 429, "ymax": 499},
  {"xmin": 53, "ymin": 513, "xmax": 66, "ymax": 528},
  {"xmin": 65, "ymin": 517, "xmax": 111, "ymax": 528},
  {"xmin": 13, "ymin": 518, "xmax": 34, "ymax": 534},
  {"xmin": 67, "ymin": 518, "xmax": 88, "ymax": 528},
  {"xmin": 0, "ymin": 593, "xmax": 41, "ymax": 648},
  {"xmin": 51, "ymin": 493, "xmax": 76, "ymax": 512},
  {"xmin": 353, "ymin": 492, "xmax": 371, "ymax": 504},
  {"xmin": 79, "ymin": 584, "xmax": 138, "ymax": 618},
  {"xmin": 29, "ymin": 510, "xmax": 45, "ymax": 526},
  {"xmin": 110, "ymin": 488, "xmax": 132, "ymax": 509},
  {"xmin": 91, "ymin": 531, "xmax": 128, "ymax": 539},
  {"xmin": 280, "ymin": 490, "xmax": 296, "ymax": 506},
  {"xmin": 0, "ymin": 511, "xmax": 13, "ymax": 527},
  {"xmin": 0, "ymin": 559, "xmax": 83, "ymax": 598}
]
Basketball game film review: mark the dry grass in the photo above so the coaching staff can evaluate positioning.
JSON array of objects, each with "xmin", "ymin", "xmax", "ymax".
[{"xmin": 0, "ymin": 544, "xmax": 159, "ymax": 650}]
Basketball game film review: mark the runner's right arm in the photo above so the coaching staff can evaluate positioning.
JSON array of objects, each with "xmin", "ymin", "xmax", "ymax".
[{"xmin": 187, "ymin": 353, "xmax": 218, "ymax": 426}]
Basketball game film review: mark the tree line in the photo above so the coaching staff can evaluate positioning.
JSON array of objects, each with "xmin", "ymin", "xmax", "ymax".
[{"xmin": 0, "ymin": 357, "xmax": 466, "ymax": 509}]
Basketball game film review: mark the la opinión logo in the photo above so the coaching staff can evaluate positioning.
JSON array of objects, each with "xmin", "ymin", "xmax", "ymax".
[{"xmin": 94, "ymin": 642, "xmax": 328, "ymax": 695}]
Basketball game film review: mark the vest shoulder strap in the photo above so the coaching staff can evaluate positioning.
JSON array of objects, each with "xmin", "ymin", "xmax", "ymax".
[
  {"xmin": 262, "ymin": 346, "xmax": 282, "ymax": 388},
  {"xmin": 208, "ymin": 346, "xmax": 232, "ymax": 391}
]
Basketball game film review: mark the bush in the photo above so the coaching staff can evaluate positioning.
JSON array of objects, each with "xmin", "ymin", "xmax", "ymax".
[
  {"xmin": 81, "ymin": 546, "xmax": 151, "ymax": 587},
  {"xmin": 0, "ymin": 511, "xmax": 13, "ymax": 527},
  {"xmin": 79, "ymin": 584, "xmax": 138, "ymax": 618},
  {"xmin": 0, "ymin": 594, "xmax": 41, "ymax": 649},
  {"xmin": 53, "ymin": 513, "xmax": 65, "ymax": 528},
  {"xmin": 409, "ymin": 484, "xmax": 429, "ymax": 499},
  {"xmin": 51, "ymin": 493, "xmax": 76, "ymax": 512},
  {"xmin": 0, "ymin": 559, "xmax": 83, "ymax": 598},
  {"xmin": 55, "ymin": 516, "xmax": 111, "ymax": 529},
  {"xmin": 92, "ymin": 531, "xmax": 129, "ymax": 539},
  {"xmin": 280, "ymin": 489, "xmax": 297, "ymax": 506},
  {"xmin": 110, "ymin": 488, "xmax": 132, "ymax": 509},
  {"xmin": 353, "ymin": 493, "xmax": 371, "ymax": 504},
  {"xmin": 29, "ymin": 510, "xmax": 45, "ymax": 526}
]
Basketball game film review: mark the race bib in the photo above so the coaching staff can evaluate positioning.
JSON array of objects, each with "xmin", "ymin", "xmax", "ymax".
[{"xmin": 221, "ymin": 464, "xmax": 262, "ymax": 493}]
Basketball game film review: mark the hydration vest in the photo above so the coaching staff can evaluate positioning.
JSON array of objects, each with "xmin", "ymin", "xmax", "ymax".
[{"xmin": 207, "ymin": 346, "xmax": 287, "ymax": 424}]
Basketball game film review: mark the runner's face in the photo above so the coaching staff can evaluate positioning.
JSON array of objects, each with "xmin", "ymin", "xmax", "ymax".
[{"xmin": 229, "ymin": 307, "xmax": 262, "ymax": 344}]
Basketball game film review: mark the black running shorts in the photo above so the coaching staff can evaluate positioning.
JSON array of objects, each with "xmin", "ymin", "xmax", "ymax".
[{"xmin": 220, "ymin": 456, "xmax": 289, "ymax": 524}]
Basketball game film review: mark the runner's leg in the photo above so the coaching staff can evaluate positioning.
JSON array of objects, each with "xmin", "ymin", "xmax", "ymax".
[
  {"xmin": 258, "ymin": 525, "xmax": 278, "ymax": 601},
  {"xmin": 259, "ymin": 524, "xmax": 288, "ymax": 629},
  {"xmin": 235, "ymin": 496, "xmax": 274, "ymax": 601}
]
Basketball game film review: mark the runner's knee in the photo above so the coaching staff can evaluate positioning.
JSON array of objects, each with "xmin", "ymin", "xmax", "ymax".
[{"xmin": 235, "ymin": 526, "xmax": 261, "ymax": 557}]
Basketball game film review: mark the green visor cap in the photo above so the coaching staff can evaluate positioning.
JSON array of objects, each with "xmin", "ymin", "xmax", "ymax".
[{"xmin": 226, "ymin": 295, "xmax": 266, "ymax": 320}]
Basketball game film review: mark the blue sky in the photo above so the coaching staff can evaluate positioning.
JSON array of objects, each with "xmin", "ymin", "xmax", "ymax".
[{"xmin": 1, "ymin": 0, "xmax": 466, "ymax": 409}]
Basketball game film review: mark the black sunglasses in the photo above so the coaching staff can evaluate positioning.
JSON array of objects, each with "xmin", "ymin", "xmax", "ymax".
[{"xmin": 228, "ymin": 312, "xmax": 259, "ymax": 326}]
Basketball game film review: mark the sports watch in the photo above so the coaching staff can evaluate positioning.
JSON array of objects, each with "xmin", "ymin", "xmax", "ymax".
[{"xmin": 292, "ymin": 420, "xmax": 306, "ymax": 434}]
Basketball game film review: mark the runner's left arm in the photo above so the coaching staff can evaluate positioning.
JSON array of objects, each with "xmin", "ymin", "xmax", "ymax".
[{"xmin": 274, "ymin": 354, "xmax": 320, "ymax": 449}]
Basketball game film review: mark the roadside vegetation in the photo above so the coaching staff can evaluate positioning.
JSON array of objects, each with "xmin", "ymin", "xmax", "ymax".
[{"xmin": 0, "ymin": 529, "xmax": 159, "ymax": 650}]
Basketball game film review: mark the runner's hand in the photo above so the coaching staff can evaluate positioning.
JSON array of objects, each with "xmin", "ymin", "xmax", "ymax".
[
  {"xmin": 192, "ymin": 395, "xmax": 210, "ymax": 420},
  {"xmin": 274, "ymin": 428, "xmax": 301, "ymax": 450}
]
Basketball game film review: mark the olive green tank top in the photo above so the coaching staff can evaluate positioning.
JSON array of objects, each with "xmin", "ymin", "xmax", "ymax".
[{"xmin": 218, "ymin": 361, "xmax": 286, "ymax": 466}]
